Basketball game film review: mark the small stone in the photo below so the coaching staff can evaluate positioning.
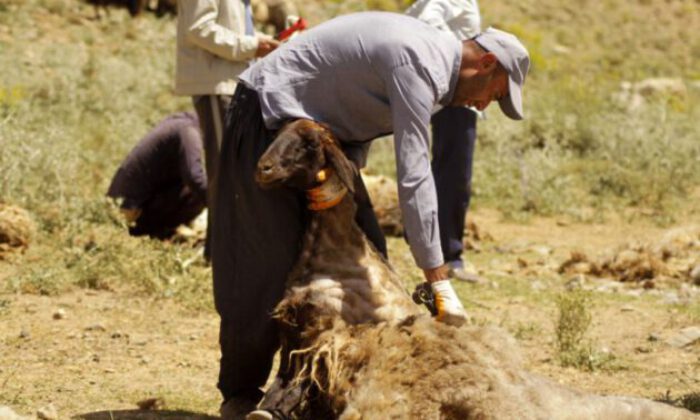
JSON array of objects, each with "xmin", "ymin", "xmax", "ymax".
[
  {"xmin": 85, "ymin": 324, "xmax": 106, "ymax": 332},
  {"xmin": 531, "ymin": 245, "xmax": 552, "ymax": 257},
  {"xmin": 624, "ymin": 289, "xmax": 643, "ymax": 298},
  {"xmin": 565, "ymin": 274, "xmax": 585, "ymax": 290},
  {"xmin": 662, "ymin": 292, "xmax": 681, "ymax": 305},
  {"xmin": 52, "ymin": 309, "xmax": 66, "ymax": 320},
  {"xmin": 666, "ymin": 326, "xmax": 700, "ymax": 348},
  {"xmin": 551, "ymin": 44, "xmax": 571, "ymax": 55},
  {"xmin": 137, "ymin": 397, "xmax": 164, "ymax": 411},
  {"xmin": 648, "ymin": 333, "xmax": 661, "ymax": 342},
  {"xmin": 19, "ymin": 329, "xmax": 30, "ymax": 339},
  {"xmin": 36, "ymin": 404, "xmax": 57, "ymax": 420}
]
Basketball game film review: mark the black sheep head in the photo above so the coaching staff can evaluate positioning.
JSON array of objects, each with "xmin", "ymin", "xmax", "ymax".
[{"xmin": 256, "ymin": 119, "xmax": 356, "ymax": 193}]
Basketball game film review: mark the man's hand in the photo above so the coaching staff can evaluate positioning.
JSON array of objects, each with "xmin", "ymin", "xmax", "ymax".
[
  {"xmin": 431, "ymin": 280, "xmax": 469, "ymax": 326},
  {"xmin": 255, "ymin": 39, "xmax": 280, "ymax": 58},
  {"xmin": 423, "ymin": 264, "xmax": 468, "ymax": 326}
]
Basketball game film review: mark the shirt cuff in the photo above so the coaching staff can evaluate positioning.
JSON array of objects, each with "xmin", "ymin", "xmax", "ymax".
[
  {"xmin": 238, "ymin": 35, "xmax": 259, "ymax": 60},
  {"xmin": 411, "ymin": 243, "xmax": 444, "ymax": 270}
]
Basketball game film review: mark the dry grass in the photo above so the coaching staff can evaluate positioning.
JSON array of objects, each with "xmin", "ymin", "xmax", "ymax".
[
  {"xmin": 0, "ymin": 0, "xmax": 698, "ymax": 415},
  {"xmin": 1, "ymin": 0, "xmax": 699, "ymax": 301}
]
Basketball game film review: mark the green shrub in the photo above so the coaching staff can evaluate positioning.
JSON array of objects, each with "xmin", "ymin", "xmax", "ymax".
[
  {"xmin": 555, "ymin": 290, "xmax": 592, "ymax": 354},
  {"xmin": 554, "ymin": 290, "xmax": 618, "ymax": 371}
]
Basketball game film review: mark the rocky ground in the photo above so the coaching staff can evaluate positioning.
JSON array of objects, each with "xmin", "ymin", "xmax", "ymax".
[{"xmin": 1, "ymin": 208, "xmax": 698, "ymax": 419}]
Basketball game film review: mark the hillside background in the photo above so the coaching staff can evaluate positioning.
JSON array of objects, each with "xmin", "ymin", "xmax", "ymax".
[{"xmin": 2, "ymin": 0, "xmax": 698, "ymax": 298}]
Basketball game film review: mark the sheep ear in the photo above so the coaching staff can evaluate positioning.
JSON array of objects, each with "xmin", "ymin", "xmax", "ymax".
[
  {"xmin": 324, "ymin": 142, "xmax": 356, "ymax": 194},
  {"xmin": 301, "ymin": 120, "xmax": 357, "ymax": 194}
]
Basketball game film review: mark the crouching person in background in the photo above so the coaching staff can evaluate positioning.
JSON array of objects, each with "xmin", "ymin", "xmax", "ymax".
[{"xmin": 107, "ymin": 112, "xmax": 207, "ymax": 239}]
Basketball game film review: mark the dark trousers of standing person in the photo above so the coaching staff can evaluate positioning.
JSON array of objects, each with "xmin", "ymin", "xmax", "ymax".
[
  {"xmin": 193, "ymin": 94, "xmax": 232, "ymax": 261},
  {"xmin": 431, "ymin": 106, "xmax": 477, "ymax": 267},
  {"xmin": 212, "ymin": 84, "xmax": 386, "ymax": 405},
  {"xmin": 128, "ymin": 183, "xmax": 206, "ymax": 239}
]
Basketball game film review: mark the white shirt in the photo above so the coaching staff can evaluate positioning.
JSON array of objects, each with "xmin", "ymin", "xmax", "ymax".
[
  {"xmin": 175, "ymin": 0, "xmax": 261, "ymax": 96},
  {"xmin": 407, "ymin": 0, "xmax": 483, "ymax": 116},
  {"xmin": 405, "ymin": 0, "xmax": 481, "ymax": 41}
]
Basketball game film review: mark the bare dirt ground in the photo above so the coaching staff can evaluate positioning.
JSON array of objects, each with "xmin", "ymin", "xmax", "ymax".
[
  {"xmin": 1, "ymin": 210, "xmax": 698, "ymax": 419},
  {"xmin": 0, "ymin": 291, "xmax": 221, "ymax": 419},
  {"xmin": 461, "ymin": 211, "xmax": 698, "ymax": 387}
]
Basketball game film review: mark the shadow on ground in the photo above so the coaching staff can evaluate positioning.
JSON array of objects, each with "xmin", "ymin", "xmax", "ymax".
[{"xmin": 74, "ymin": 410, "xmax": 218, "ymax": 420}]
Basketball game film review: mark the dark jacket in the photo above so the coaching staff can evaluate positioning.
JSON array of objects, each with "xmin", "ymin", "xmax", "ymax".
[{"xmin": 107, "ymin": 112, "xmax": 207, "ymax": 209}]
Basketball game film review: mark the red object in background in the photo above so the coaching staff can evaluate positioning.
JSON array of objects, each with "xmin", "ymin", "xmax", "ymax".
[{"xmin": 277, "ymin": 17, "xmax": 308, "ymax": 41}]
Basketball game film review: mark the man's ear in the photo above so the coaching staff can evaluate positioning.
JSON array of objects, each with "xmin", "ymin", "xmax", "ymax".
[{"xmin": 479, "ymin": 52, "xmax": 499, "ymax": 74}]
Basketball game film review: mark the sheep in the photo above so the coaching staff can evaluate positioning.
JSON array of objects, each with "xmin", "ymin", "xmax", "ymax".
[
  {"xmin": 254, "ymin": 119, "xmax": 420, "ymax": 327},
  {"xmin": 86, "ymin": 0, "xmax": 145, "ymax": 17},
  {"xmin": 251, "ymin": 119, "xmax": 696, "ymax": 419},
  {"xmin": 86, "ymin": 0, "xmax": 175, "ymax": 18},
  {"xmin": 251, "ymin": 0, "xmax": 300, "ymax": 36}
]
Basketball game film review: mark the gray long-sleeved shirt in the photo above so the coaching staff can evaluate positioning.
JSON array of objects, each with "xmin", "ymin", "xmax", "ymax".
[{"xmin": 239, "ymin": 12, "xmax": 462, "ymax": 269}]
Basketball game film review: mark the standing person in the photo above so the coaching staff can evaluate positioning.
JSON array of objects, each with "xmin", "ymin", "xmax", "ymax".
[
  {"xmin": 175, "ymin": 0, "xmax": 279, "ymax": 260},
  {"xmin": 107, "ymin": 112, "xmax": 207, "ymax": 239},
  {"xmin": 406, "ymin": 0, "xmax": 482, "ymax": 280},
  {"xmin": 212, "ymin": 12, "xmax": 529, "ymax": 419}
]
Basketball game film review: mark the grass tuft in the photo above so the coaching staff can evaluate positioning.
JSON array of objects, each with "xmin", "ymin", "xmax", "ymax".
[{"xmin": 554, "ymin": 290, "xmax": 618, "ymax": 371}]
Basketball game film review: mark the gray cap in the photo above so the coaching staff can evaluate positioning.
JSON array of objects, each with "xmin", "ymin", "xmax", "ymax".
[{"xmin": 473, "ymin": 28, "xmax": 530, "ymax": 120}]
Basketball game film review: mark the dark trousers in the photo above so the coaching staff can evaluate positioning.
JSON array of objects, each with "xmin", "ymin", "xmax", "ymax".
[
  {"xmin": 431, "ymin": 106, "xmax": 477, "ymax": 266},
  {"xmin": 192, "ymin": 94, "xmax": 232, "ymax": 260},
  {"xmin": 212, "ymin": 85, "xmax": 385, "ymax": 401},
  {"xmin": 128, "ymin": 183, "xmax": 206, "ymax": 239}
]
